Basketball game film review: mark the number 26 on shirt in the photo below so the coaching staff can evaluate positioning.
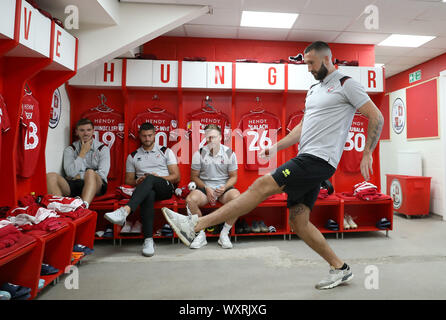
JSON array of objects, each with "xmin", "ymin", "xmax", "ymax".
[{"xmin": 247, "ymin": 130, "xmax": 272, "ymax": 151}]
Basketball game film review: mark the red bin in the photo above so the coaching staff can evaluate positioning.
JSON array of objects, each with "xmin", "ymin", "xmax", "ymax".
[{"xmin": 386, "ymin": 174, "xmax": 431, "ymax": 216}]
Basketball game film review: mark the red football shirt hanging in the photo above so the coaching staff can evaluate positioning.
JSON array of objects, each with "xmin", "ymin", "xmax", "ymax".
[
  {"xmin": 339, "ymin": 112, "xmax": 369, "ymax": 174},
  {"xmin": 286, "ymin": 110, "xmax": 305, "ymax": 154},
  {"xmin": 17, "ymin": 93, "xmax": 40, "ymax": 178},
  {"xmin": 81, "ymin": 109, "xmax": 124, "ymax": 180},
  {"xmin": 0, "ymin": 94, "xmax": 11, "ymax": 168},
  {"xmin": 236, "ymin": 111, "xmax": 281, "ymax": 171},
  {"xmin": 130, "ymin": 108, "xmax": 178, "ymax": 147},
  {"xmin": 186, "ymin": 109, "xmax": 231, "ymax": 149}
]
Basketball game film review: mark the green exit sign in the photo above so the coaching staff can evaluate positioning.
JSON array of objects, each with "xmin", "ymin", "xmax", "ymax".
[{"xmin": 409, "ymin": 70, "xmax": 422, "ymax": 83}]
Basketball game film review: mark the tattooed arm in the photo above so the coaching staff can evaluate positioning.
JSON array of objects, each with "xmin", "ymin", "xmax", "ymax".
[{"xmin": 357, "ymin": 101, "xmax": 384, "ymax": 181}]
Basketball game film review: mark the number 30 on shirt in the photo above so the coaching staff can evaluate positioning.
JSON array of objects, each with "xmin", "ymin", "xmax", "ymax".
[{"xmin": 343, "ymin": 131, "xmax": 365, "ymax": 152}]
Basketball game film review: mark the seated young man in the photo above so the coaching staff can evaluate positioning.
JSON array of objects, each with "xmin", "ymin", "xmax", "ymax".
[
  {"xmin": 104, "ymin": 122, "xmax": 180, "ymax": 257},
  {"xmin": 186, "ymin": 124, "xmax": 240, "ymax": 249},
  {"xmin": 46, "ymin": 118, "xmax": 110, "ymax": 208}
]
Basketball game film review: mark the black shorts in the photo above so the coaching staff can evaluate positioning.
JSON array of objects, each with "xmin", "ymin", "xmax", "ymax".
[
  {"xmin": 197, "ymin": 186, "xmax": 235, "ymax": 199},
  {"xmin": 65, "ymin": 178, "xmax": 108, "ymax": 197},
  {"xmin": 271, "ymin": 153, "xmax": 336, "ymax": 210}
]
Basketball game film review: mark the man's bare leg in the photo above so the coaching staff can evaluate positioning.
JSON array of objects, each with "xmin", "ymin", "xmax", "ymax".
[
  {"xmin": 186, "ymin": 190, "xmax": 208, "ymax": 217},
  {"xmin": 193, "ymin": 175, "xmax": 283, "ymax": 232},
  {"xmin": 289, "ymin": 203, "xmax": 344, "ymax": 269},
  {"xmin": 81, "ymin": 169, "xmax": 103, "ymax": 204},
  {"xmin": 218, "ymin": 189, "xmax": 241, "ymax": 226},
  {"xmin": 46, "ymin": 172, "xmax": 71, "ymax": 196}
]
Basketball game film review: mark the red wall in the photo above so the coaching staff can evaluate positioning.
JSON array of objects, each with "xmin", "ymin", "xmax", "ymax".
[
  {"xmin": 386, "ymin": 52, "xmax": 446, "ymax": 93},
  {"xmin": 385, "ymin": 51, "xmax": 445, "ymax": 142},
  {"xmin": 406, "ymin": 78, "xmax": 439, "ymax": 139},
  {"xmin": 380, "ymin": 93, "xmax": 390, "ymax": 141},
  {"xmin": 143, "ymin": 37, "xmax": 375, "ymax": 66}
]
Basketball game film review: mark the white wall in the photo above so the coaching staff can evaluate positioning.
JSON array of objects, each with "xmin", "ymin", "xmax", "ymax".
[
  {"xmin": 441, "ymin": 71, "xmax": 446, "ymax": 220},
  {"xmin": 45, "ymin": 84, "xmax": 70, "ymax": 175},
  {"xmin": 380, "ymin": 80, "xmax": 445, "ymax": 218}
]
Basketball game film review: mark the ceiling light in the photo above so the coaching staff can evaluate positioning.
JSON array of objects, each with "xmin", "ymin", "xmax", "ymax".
[
  {"xmin": 378, "ymin": 34, "xmax": 436, "ymax": 47},
  {"xmin": 240, "ymin": 11, "xmax": 298, "ymax": 29}
]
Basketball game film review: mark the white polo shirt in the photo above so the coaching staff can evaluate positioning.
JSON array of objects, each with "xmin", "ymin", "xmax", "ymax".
[
  {"xmin": 299, "ymin": 70, "xmax": 371, "ymax": 168},
  {"xmin": 191, "ymin": 144, "xmax": 238, "ymax": 189},
  {"xmin": 126, "ymin": 145, "xmax": 177, "ymax": 179}
]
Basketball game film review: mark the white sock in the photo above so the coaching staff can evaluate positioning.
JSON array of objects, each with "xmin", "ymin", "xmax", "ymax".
[{"xmin": 221, "ymin": 223, "xmax": 232, "ymax": 235}]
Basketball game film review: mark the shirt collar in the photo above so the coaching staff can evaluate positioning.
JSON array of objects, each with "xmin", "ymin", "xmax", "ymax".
[
  {"xmin": 139, "ymin": 146, "xmax": 157, "ymax": 154},
  {"xmin": 204, "ymin": 143, "xmax": 223, "ymax": 157},
  {"xmin": 75, "ymin": 139, "xmax": 99, "ymax": 151},
  {"xmin": 321, "ymin": 70, "xmax": 339, "ymax": 85}
]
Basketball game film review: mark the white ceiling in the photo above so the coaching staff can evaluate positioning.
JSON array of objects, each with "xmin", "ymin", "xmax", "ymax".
[
  {"xmin": 122, "ymin": 0, "xmax": 446, "ymax": 78},
  {"xmin": 36, "ymin": 0, "xmax": 446, "ymax": 78},
  {"xmin": 37, "ymin": 0, "xmax": 120, "ymax": 26}
]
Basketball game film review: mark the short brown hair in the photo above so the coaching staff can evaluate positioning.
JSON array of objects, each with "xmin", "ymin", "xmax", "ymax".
[
  {"xmin": 204, "ymin": 124, "xmax": 221, "ymax": 134},
  {"xmin": 139, "ymin": 122, "xmax": 155, "ymax": 132},
  {"xmin": 304, "ymin": 41, "xmax": 332, "ymax": 59},
  {"xmin": 76, "ymin": 118, "xmax": 94, "ymax": 128}
]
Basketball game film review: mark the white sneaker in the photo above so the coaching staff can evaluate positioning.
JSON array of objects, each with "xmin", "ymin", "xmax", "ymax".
[
  {"xmin": 120, "ymin": 221, "xmax": 132, "ymax": 233},
  {"xmin": 343, "ymin": 217, "xmax": 350, "ymax": 230},
  {"xmin": 161, "ymin": 207, "xmax": 199, "ymax": 246},
  {"xmin": 131, "ymin": 220, "xmax": 142, "ymax": 233},
  {"xmin": 346, "ymin": 215, "xmax": 358, "ymax": 229},
  {"xmin": 142, "ymin": 238, "xmax": 155, "ymax": 257},
  {"xmin": 315, "ymin": 265, "xmax": 353, "ymax": 290},
  {"xmin": 95, "ymin": 230, "xmax": 105, "ymax": 237},
  {"xmin": 104, "ymin": 207, "xmax": 128, "ymax": 226},
  {"xmin": 218, "ymin": 232, "xmax": 233, "ymax": 249},
  {"xmin": 190, "ymin": 230, "xmax": 207, "ymax": 249}
]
